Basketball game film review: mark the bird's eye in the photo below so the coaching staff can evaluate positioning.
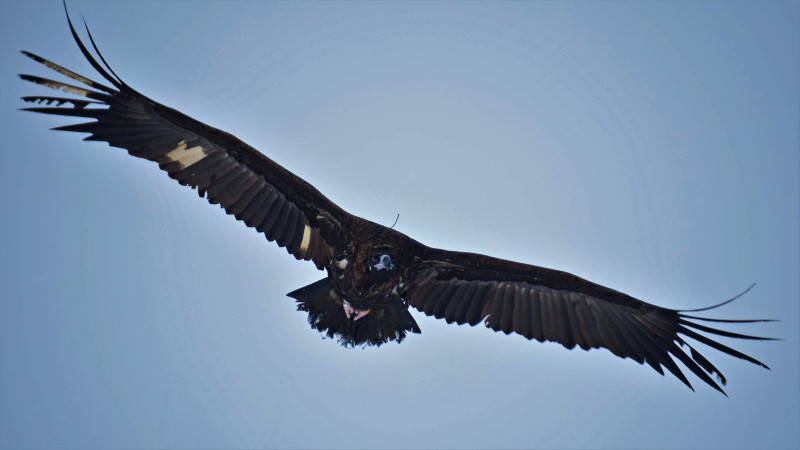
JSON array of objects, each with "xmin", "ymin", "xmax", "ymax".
[{"xmin": 371, "ymin": 255, "xmax": 379, "ymax": 262}]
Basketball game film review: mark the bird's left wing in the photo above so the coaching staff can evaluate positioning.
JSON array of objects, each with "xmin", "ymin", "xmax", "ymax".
[
  {"xmin": 19, "ymin": 11, "xmax": 349, "ymax": 269},
  {"xmin": 405, "ymin": 246, "xmax": 773, "ymax": 395}
]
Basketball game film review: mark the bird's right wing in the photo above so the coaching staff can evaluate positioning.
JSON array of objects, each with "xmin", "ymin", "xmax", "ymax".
[{"xmin": 20, "ymin": 7, "xmax": 353, "ymax": 270}]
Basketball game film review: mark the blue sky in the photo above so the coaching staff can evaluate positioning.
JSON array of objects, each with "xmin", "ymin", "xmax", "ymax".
[{"xmin": 1, "ymin": 1, "xmax": 797, "ymax": 448}]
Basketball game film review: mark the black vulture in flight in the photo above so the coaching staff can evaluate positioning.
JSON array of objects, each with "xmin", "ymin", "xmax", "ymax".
[{"xmin": 20, "ymin": 6, "xmax": 774, "ymax": 395}]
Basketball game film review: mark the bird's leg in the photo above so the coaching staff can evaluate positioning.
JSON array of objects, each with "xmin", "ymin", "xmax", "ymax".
[
  {"xmin": 343, "ymin": 300, "xmax": 356, "ymax": 318},
  {"xmin": 343, "ymin": 299, "xmax": 370, "ymax": 321}
]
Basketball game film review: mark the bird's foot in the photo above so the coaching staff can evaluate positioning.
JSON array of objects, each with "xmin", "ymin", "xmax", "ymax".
[{"xmin": 343, "ymin": 300, "xmax": 370, "ymax": 321}]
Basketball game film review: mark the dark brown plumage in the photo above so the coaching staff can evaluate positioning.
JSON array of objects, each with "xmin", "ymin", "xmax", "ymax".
[{"xmin": 20, "ymin": 5, "xmax": 774, "ymax": 395}]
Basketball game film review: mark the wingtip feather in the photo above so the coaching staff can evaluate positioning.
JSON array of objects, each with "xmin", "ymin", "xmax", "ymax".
[
  {"xmin": 678, "ymin": 283, "xmax": 756, "ymax": 313},
  {"xmin": 62, "ymin": 0, "xmax": 123, "ymax": 90}
]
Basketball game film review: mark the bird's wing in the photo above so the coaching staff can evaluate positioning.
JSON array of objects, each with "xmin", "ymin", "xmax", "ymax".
[
  {"xmin": 19, "ymin": 11, "xmax": 350, "ymax": 269},
  {"xmin": 406, "ymin": 247, "xmax": 774, "ymax": 395}
]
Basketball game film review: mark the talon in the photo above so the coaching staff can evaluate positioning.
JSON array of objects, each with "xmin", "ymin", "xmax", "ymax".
[
  {"xmin": 343, "ymin": 300, "xmax": 356, "ymax": 319},
  {"xmin": 342, "ymin": 300, "xmax": 369, "ymax": 321},
  {"xmin": 353, "ymin": 309, "xmax": 370, "ymax": 321}
]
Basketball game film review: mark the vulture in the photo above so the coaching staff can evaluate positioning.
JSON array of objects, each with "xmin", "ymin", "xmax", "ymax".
[{"xmin": 20, "ymin": 5, "xmax": 773, "ymax": 395}]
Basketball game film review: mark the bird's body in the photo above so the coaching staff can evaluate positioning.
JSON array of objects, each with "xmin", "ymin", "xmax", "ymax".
[
  {"xmin": 292, "ymin": 218, "xmax": 426, "ymax": 347},
  {"xmin": 19, "ymin": 4, "xmax": 773, "ymax": 395}
]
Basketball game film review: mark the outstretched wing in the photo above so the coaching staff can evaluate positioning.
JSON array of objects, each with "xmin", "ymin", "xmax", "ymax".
[
  {"xmin": 405, "ymin": 247, "xmax": 774, "ymax": 395},
  {"xmin": 19, "ymin": 9, "xmax": 347, "ymax": 270}
]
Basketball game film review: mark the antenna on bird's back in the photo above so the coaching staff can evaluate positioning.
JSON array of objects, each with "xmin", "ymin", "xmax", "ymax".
[{"xmin": 390, "ymin": 214, "xmax": 399, "ymax": 229}]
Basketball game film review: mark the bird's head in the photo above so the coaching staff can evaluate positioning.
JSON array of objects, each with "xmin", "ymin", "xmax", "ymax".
[{"xmin": 368, "ymin": 251, "xmax": 396, "ymax": 281}]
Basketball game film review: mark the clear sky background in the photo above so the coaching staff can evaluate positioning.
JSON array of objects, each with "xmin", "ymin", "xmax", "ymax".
[{"xmin": 1, "ymin": 1, "xmax": 797, "ymax": 448}]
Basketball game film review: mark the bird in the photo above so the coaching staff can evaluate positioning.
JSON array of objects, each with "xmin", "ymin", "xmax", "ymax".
[{"xmin": 19, "ymin": 5, "xmax": 774, "ymax": 395}]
